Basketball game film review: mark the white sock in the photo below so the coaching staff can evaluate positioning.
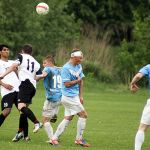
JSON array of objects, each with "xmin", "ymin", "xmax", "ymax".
[
  {"xmin": 44, "ymin": 122, "xmax": 53, "ymax": 139},
  {"xmin": 52, "ymin": 119, "xmax": 70, "ymax": 140},
  {"xmin": 76, "ymin": 117, "xmax": 86, "ymax": 140},
  {"xmin": 135, "ymin": 130, "xmax": 145, "ymax": 150}
]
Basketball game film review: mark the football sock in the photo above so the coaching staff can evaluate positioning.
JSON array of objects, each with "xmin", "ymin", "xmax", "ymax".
[
  {"xmin": 52, "ymin": 119, "xmax": 70, "ymax": 140},
  {"xmin": 0, "ymin": 113, "xmax": 6, "ymax": 126},
  {"xmin": 44, "ymin": 122, "xmax": 53, "ymax": 139},
  {"xmin": 76, "ymin": 117, "xmax": 86, "ymax": 140},
  {"xmin": 23, "ymin": 114, "xmax": 28, "ymax": 137},
  {"xmin": 135, "ymin": 130, "xmax": 144, "ymax": 150},
  {"xmin": 20, "ymin": 107, "xmax": 39, "ymax": 124}
]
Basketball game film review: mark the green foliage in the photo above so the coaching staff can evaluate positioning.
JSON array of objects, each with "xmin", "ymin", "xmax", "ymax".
[
  {"xmin": 83, "ymin": 61, "xmax": 113, "ymax": 83},
  {"xmin": 0, "ymin": 0, "xmax": 80, "ymax": 58}
]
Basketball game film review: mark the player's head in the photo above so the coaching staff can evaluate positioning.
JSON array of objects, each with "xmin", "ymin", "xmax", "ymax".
[
  {"xmin": 22, "ymin": 44, "xmax": 32, "ymax": 55},
  {"xmin": 0, "ymin": 44, "xmax": 10, "ymax": 59},
  {"xmin": 70, "ymin": 49, "xmax": 83, "ymax": 64},
  {"xmin": 43, "ymin": 55, "xmax": 55, "ymax": 67}
]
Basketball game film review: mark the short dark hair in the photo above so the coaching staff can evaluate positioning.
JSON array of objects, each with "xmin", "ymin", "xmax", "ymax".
[
  {"xmin": 22, "ymin": 44, "xmax": 32, "ymax": 54},
  {"xmin": 43, "ymin": 55, "xmax": 55, "ymax": 65},
  {"xmin": 0, "ymin": 44, "xmax": 9, "ymax": 51}
]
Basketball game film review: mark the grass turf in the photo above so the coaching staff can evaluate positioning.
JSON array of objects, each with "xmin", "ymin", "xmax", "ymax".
[{"xmin": 0, "ymin": 81, "xmax": 150, "ymax": 150}]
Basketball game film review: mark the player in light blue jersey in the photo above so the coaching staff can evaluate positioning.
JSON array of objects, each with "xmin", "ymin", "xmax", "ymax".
[
  {"xmin": 130, "ymin": 64, "xmax": 150, "ymax": 150},
  {"xmin": 36, "ymin": 55, "xmax": 62, "ymax": 143},
  {"xmin": 51, "ymin": 49, "xmax": 90, "ymax": 147}
]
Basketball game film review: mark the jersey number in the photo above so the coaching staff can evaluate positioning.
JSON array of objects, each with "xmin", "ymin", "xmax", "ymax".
[
  {"xmin": 27, "ymin": 59, "xmax": 34, "ymax": 73},
  {"xmin": 53, "ymin": 75, "xmax": 61, "ymax": 88}
]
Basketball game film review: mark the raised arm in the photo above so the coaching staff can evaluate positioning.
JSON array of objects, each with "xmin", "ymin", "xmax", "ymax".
[{"xmin": 130, "ymin": 72, "xmax": 144, "ymax": 92}]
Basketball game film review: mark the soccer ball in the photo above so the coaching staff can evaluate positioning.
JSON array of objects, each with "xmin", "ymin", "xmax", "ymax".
[{"xmin": 36, "ymin": 2, "xmax": 49, "ymax": 15}]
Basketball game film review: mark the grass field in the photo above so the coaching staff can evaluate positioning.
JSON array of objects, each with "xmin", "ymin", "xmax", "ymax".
[{"xmin": 0, "ymin": 80, "xmax": 150, "ymax": 150}]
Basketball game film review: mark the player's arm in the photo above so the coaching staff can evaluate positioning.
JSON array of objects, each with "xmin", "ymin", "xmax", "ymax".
[
  {"xmin": 130, "ymin": 72, "xmax": 143, "ymax": 92},
  {"xmin": 79, "ymin": 79, "xmax": 84, "ymax": 104},
  {"xmin": 35, "ymin": 71, "xmax": 48, "ymax": 81},
  {"xmin": 64, "ymin": 79, "xmax": 81, "ymax": 87},
  {"xmin": 0, "ymin": 80, "xmax": 13, "ymax": 90},
  {"xmin": 0, "ymin": 63, "xmax": 18, "ymax": 79}
]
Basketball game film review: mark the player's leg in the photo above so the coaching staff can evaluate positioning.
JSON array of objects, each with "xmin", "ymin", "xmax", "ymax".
[
  {"xmin": 73, "ymin": 96, "xmax": 90, "ymax": 147},
  {"xmin": 51, "ymin": 96, "xmax": 74, "ymax": 145},
  {"xmin": 42, "ymin": 100, "xmax": 54, "ymax": 141},
  {"xmin": 135, "ymin": 99, "xmax": 150, "ymax": 150},
  {"xmin": 135, "ymin": 124, "xmax": 148, "ymax": 150},
  {"xmin": 18, "ymin": 103, "xmax": 42, "ymax": 133},
  {"xmin": 12, "ymin": 92, "xmax": 29, "ymax": 142},
  {"xmin": 0, "ymin": 92, "xmax": 15, "ymax": 126},
  {"xmin": 18, "ymin": 80, "xmax": 42, "ymax": 133}
]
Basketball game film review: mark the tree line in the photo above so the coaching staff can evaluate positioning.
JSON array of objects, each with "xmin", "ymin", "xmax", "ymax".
[{"xmin": 0, "ymin": 0, "xmax": 150, "ymax": 83}]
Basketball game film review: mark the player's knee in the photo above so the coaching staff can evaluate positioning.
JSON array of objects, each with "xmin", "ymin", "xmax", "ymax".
[
  {"xmin": 2, "ymin": 108, "xmax": 11, "ymax": 117},
  {"xmin": 78, "ymin": 111, "xmax": 87, "ymax": 118}
]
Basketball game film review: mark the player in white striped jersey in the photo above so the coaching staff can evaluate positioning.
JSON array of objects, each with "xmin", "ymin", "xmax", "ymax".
[
  {"xmin": 0, "ymin": 44, "xmax": 20, "ymax": 127},
  {"xmin": 0, "ymin": 44, "xmax": 43, "ymax": 134}
]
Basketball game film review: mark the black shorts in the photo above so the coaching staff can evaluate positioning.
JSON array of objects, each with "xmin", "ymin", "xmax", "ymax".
[
  {"xmin": 18, "ymin": 79, "xmax": 36, "ymax": 104},
  {"xmin": 1, "ymin": 91, "xmax": 18, "ymax": 111}
]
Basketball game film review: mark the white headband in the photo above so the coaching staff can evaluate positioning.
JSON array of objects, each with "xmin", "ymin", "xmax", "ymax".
[{"xmin": 71, "ymin": 51, "xmax": 83, "ymax": 57}]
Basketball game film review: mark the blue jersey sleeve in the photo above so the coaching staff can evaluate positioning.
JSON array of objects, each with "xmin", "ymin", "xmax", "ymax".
[
  {"xmin": 43, "ymin": 67, "xmax": 51, "ymax": 75},
  {"xmin": 139, "ymin": 65, "xmax": 150, "ymax": 76},
  {"xmin": 61, "ymin": 67, "xmax": 71, "ymax": 83}
]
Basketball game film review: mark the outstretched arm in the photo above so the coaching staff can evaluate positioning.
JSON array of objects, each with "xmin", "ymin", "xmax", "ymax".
[
  {"xmin": 35, "ymin": 71, "xmax": 48, "ymax": 81},
  {"xmin": 0, "ymin": 63, "xmax": 18, "ymax": 79},
  {"xmin": 130, "ymin": 72, "xmax": 143, "ymax": 92}
]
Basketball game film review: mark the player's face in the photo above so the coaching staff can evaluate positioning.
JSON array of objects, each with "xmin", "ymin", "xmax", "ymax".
[
  {"xmin": 0, "ymin": 47, "xmax": 9, "ymax": 58},
  {"xmin": 43, "ymin": 60, "xmax": 51, "ymax": 67},
  {"xmin": 73, "ymin": 56, "xmax": 83, "ymax": 64}
]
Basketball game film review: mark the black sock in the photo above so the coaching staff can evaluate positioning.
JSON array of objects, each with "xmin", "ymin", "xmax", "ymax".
[
  {"xmin": 20, "ymin": 107, "xmax": 39, "ymax": 124},
  {"xmin": 19, "ymin": 113, "xmax": 28, "ymax": 137},
  {"xmin": 23, "ymin": 115, "xmax": 28, "ymax": 137},
  {"xmin": 0, "ymin": 113, "xmax": 6, "ymax": 126}
]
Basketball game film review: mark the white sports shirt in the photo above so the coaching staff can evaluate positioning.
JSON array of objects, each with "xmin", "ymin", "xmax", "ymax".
[
  {"xmin": 16, "ymin": 54, "xmax": 41, "ymax": 88},
  {"xmin": 0, "ymin": 60, "xmax": 20, "ymax": 97}
]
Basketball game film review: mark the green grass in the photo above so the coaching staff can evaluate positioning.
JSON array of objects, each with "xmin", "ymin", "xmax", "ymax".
[{"xmin": 0, "ymin": 80, "xmax": 150, "ymax": 150}]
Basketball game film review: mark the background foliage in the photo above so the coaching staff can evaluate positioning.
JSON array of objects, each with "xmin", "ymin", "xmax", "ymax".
[{"xmin": 1, "ymin": 0, "xmax": 150, "ymax": 84}]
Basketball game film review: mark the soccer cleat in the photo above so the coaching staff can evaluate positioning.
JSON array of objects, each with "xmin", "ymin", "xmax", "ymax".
[
  {"xmin": 50, "ymin": 114, "xmax": 57, "ymax": 123},
  {"xmin": 49, "ymin": 139, "xmax": 59, "ymax": 145},
  {"xmin": 33, "ymin": 122, "xmax": 43, "ymax": 133},
  {"xmin": 75, "ymin": 139, "xmax": 90, "ymax": 147},
  {"xmin": 12, "ymin": 132, "xmax": 24, "ymax": 142}
]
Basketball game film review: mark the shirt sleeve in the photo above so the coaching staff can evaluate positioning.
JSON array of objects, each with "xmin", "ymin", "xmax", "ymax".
[
  {"xmin": 61, "ymin": 67, "xmax": 71, "ymax": 83},
  {"xmin": 15, "ymin": 54, "xmax": 23, "ymax": 65},
  {"xmin": 43, "ymin": 67, "xmax": 51, "ymax": 75},
  {"xmin": 36, "ymin": 68, "xmax": 42, "ymax": 75},
  {"xmin": 139, "ymin": 65, "xmax": 150, "ymax": 76}
]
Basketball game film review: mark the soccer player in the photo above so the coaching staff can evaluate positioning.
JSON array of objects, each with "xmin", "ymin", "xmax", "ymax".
[
  {"xmin": 0, "ymin": 44, "xmax": 43, "ymax": 133},
  {"xmin": 50, "ymin": 49, "xmax": 90, "ymax": 147},
  {"xmin": 130, "ymin": 64, "xmax": 150, "ymax": 150},
  {"xmin": 36, "ymin": 55, "xmax": 62, "ymax": 143},
  {"xmin": 0, "ymin": 44, "xmax": 20, "ymax": 126},
  {"xmin": 0, "ymin": 44, "xmax": 29, "ymax": 141}
]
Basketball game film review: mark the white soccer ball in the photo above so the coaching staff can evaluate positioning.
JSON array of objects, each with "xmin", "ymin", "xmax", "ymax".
[{"xmin": 36, "ymin": 2, "xmax": 49, "ymax": 15}]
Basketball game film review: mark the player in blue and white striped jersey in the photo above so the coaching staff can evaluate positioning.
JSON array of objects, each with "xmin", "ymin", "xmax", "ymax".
[
  {"xmin": 36, "ymin": 55, "xmax": 62, "ymax": 142},
  {"xmin": 51, "ymin": 49, "xmax": 90, "ymax": 147},
  {"xmin": 130, "ymin": 64, "xmax": 150, "ymax": 150}
]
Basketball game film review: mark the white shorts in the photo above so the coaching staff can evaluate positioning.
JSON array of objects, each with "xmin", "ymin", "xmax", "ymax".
[
  {"xmin": 140, "ymin": 99, "xmax": 150, "ymax": 125},
  {"xmin": 61, "ymin": 95, "xmax": 85, "ymax": 116},
  {"xmin": 42, "ymin": 99, "xmax": 61, "ymax": 118}
]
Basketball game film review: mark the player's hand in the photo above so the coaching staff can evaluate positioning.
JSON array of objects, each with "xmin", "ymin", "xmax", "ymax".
[
  {"xmin": 77, "ymin": 76, "xmax": 81, "ymax": 84},
  {"xmin": 130, "ymin": 84, "xmax": 139, "ymax": 93},
  {"xmin": 3, "ymin": 83, "xmax": 14, "ymax": 90},
  {"xmin": 80, "ymin": 97, "xmax": 84, "ymax": 104}
]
